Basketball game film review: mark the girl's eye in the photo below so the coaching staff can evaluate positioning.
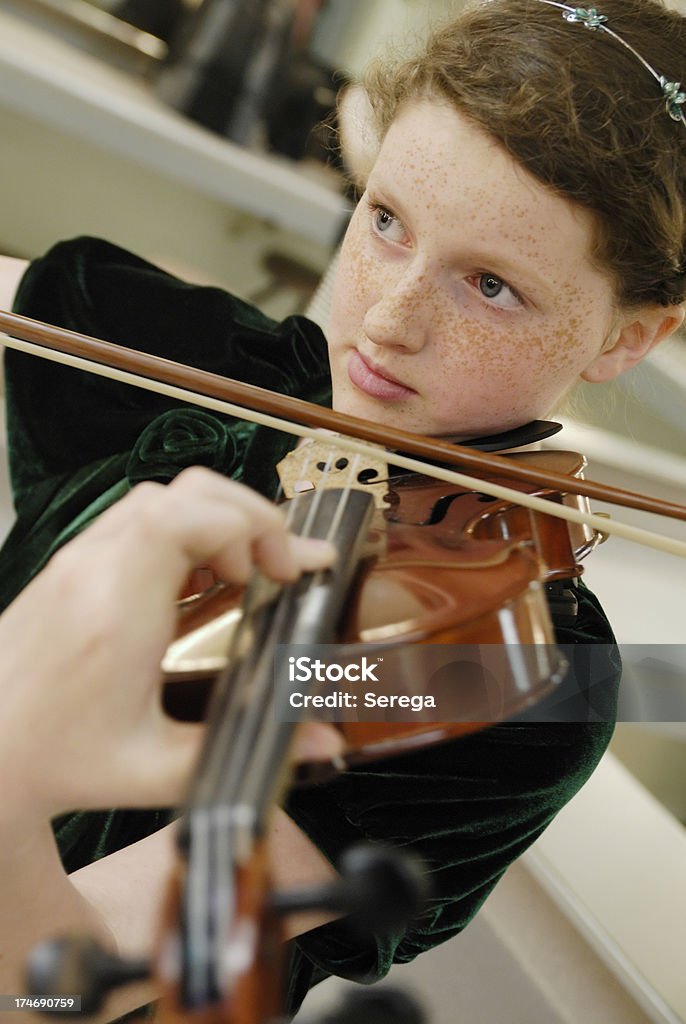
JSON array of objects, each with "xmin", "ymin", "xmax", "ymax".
[
  {"xmin": 369, "ymin": 203, "xmax": 409, "ymax": 245},
  {"xmin": 473, "ymin": 273, "xmax": 523, "ymax": 310}
]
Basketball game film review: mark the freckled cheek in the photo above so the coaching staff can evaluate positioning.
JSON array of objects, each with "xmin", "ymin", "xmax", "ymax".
[
  {"xmin": 430, "ymin": 318, "xmax": 573, "ymax": 419},
  {"xmin": 432, "ymin": 313, "xmax": 513, "ymax": 377},
  {"xmin": 517, "ymin": 317, "xmax": 605, "ymax": 389},
  {"xmin": 472, "ymin": 316, "xmax": 605, "ymax": 418}
]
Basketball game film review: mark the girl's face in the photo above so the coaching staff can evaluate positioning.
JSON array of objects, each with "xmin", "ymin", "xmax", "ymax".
[{"xmin": 327, "ymin": 100, "xmax": 621, "ymax": 438}]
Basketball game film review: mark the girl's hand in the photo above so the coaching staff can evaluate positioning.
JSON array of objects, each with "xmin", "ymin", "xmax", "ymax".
[{"xmin": 0, "ymin": 468, "xmax": 337, "ymax": 819}]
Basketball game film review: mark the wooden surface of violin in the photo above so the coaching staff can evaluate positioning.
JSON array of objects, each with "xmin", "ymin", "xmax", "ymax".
[{"xmin": 162, "ymin": 446, "xmax": 599, "ymax": 762}]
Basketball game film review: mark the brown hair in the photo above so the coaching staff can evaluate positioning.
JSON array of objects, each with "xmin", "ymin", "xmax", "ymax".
[{"xmin": 363, "ymin": 0, "xmax": 686, "ymax": 307}]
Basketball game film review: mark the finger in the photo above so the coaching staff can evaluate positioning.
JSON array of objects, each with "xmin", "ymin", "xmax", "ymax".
[
  {"xmin": 146, "ymin": 471, "xmax": 337, "ymax": 584},
  {"xmin": 69, "ymin": 470, "xmax": 336, "ymax": 621},
  {"xmin": 253, "ymin": 531, "xmax": 337, "ymax": 582},
  {"xmin": 72, "ymin": 470, "xmax": 283, "ymax": 586},
  {"xmin": 164, "ymin": 471, "xmax": 336, "ymax": 574}
]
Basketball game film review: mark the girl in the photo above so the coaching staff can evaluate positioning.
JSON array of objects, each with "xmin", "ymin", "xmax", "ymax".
[{"xmin": 0, "ymin": 0, "xmax": 684, "ymax": 1018}]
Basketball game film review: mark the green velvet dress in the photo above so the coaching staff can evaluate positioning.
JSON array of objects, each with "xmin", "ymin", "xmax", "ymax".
[{"xmin": 0, "ymin": 238, "xmax": 620, "ymax": 1016}]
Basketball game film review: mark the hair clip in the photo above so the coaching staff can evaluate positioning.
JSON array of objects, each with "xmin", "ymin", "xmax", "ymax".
[
  {"xmin": 538, "ymin": 2, "xmax": 686, "ymax": 126},
  {"xmin": 563, "ymin": 7, "xmax": 607, "ymax": 29},
  {"xmin": 661, "ymin": 78, "xmax": 686, "ymax": 123}
]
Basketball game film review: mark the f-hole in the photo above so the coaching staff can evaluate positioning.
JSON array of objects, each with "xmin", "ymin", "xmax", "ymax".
[
  {"xmin": 389, "ymin": 491, "xmax": 499, "ymax": 526},
  {"xmin": 429, "ymin": 491, "xmax": 500, "ymax": 525}
]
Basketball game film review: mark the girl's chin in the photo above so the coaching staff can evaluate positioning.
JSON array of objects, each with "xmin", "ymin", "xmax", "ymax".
[
  {"xmin": 333, "ymin": 388, "xmax": 413, "ymax": 423},
  {"xmin": 331, "ymin": 377, "xmax": 462, "ymax": 435},
  {"xmin": 333, "ymin": 399, "xmax": 440, "ymax": 436},
  {"xmin": 332, "ymin": 394, "xmax": 497, "ymax": 440}
]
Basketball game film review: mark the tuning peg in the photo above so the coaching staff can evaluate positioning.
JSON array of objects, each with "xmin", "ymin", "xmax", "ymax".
[
  {"xmin": 27, "ymin": 935, "xmax": 151, "ymax": 1017},
  {"xmin": 270, "ymin": 843, "xmax": 429, "ymax": 932}
]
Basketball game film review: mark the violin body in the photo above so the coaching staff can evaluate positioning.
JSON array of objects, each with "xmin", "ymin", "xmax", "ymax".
[
  {"xmin": 163, "ymin": 449, "xmax": 598, "ymax": 759},
  {"xmin": 152, "ymin": 447, "xmax": 600, "ymax": 1021},
  {"xmin": 461, "ymin": 450, "xmax": 600, "ymax": 579}
]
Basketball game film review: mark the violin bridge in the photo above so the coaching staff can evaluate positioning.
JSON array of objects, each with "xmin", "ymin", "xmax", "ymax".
[{"xmin": 277, "ymin": 438, "xmax": 390, "ymax": 509}]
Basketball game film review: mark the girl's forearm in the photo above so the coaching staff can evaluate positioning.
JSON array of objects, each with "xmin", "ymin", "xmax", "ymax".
[{"xmin": 0, "ymin": 813, "xmax": 122, "ymax": 1020}]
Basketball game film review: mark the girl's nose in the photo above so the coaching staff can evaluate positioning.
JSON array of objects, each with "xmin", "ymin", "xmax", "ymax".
[{"xmin": 362, "ymin": 272, "xmax": 431, "ymax": 353}]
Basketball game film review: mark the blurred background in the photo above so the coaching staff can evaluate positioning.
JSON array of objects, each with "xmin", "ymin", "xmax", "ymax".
[{"xmin": 0, "ymin": 2, "xmax": 684, "ymax": 1021}]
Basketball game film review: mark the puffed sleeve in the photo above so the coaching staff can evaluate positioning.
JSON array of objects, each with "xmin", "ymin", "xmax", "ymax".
[
  {"xmin": 5, "ymin": 236, "xmax": 330, "ymax": 497},
  {"xmin": 0, "ymin": 237, "xmax": 331, "ymax": 611}
]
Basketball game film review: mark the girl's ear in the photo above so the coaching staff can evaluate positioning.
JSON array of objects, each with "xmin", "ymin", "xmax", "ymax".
[{"xmin": 581, "ymin": 304, "xmax": 685, "ymax": 383}]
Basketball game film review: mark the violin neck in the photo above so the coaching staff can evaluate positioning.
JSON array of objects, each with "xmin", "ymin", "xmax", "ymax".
[{"xmin": 176, "ymin": 487, "xmax": 376, "ymax": 1010}]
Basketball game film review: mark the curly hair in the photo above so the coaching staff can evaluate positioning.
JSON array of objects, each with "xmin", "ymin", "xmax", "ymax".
[{"xmin": 363, "ymin": 0, "xmax": 686, "ymax": 307}]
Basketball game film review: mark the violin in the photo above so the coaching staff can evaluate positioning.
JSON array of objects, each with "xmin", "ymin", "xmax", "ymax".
[
  {"xmin": 2, "ymin": 308, "xmax": 684, "ymax": 1022},
  {"xmin": 164, "ymin": 442, "xmax": 599, "ymax": 756},
  {"xmin": 2, "ymin": 306, "xmax": 684, "ymax": 745}
]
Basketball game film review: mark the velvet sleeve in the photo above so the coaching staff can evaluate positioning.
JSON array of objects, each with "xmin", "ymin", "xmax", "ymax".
[
  {"xmin": 283, "ymin": 580, "xmax": 620, "ymax": 1013},
  {"xmin": 6, "ymin": 237, "xmax": 330, "ymax": 493},
  {"xmin": 0, "ymin": 237, "xmax": 331, "ymax": 611}
]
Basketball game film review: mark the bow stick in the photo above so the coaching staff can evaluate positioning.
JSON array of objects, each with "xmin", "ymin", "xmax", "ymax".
[{"xmin": 0, "ymin": 310, "xmax": 685, "ymax": 558}]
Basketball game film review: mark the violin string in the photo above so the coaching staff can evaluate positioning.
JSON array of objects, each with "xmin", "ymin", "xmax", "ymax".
[
  {"xmin": 187, "ymin": 446, "xmax": 354, "ymax": 999},
  {"xmin": 206, "ymin": 469, "xmax": 368, "ymax": 991},
  {"xmin": 209, "ymin": 446, "xmax": 361, "ymax": 810},
  {"xmin": 193, "ymin": 446, "xmax": 369, "ymax": 815},
  {"xmin": 194, "ymin": 444, "xmax": 360, "ymax": 995},
  {"xmin": 231, "ymin": 453, "xmax": 368, "ymax": 817},
  {"xmin": 183, "ymin": 808, "xmax": 216, "ymax": 1006},
  {"xmin": 187, "ymin": 443, "xmax": 324, "ymax": 806},
  {"xmin": 181, "ymin": 444, "xmax": 323, "ymax": 1000}
]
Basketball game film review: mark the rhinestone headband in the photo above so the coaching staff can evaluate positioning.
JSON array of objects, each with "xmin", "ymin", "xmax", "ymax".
[{"xmin": 539, "ymin": 2, "xmax": 686, "ymax": 125}]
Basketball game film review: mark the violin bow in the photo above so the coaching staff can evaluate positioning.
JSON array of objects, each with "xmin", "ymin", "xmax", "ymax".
[{"xmin": 0, "ymin": 309, "xmax": 685, "ymax": 558}]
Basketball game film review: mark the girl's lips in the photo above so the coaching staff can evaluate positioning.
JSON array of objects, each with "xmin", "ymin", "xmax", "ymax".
[{"xmin": 347, "ymin": 350, "xmax": 416, "ymax": 401}]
